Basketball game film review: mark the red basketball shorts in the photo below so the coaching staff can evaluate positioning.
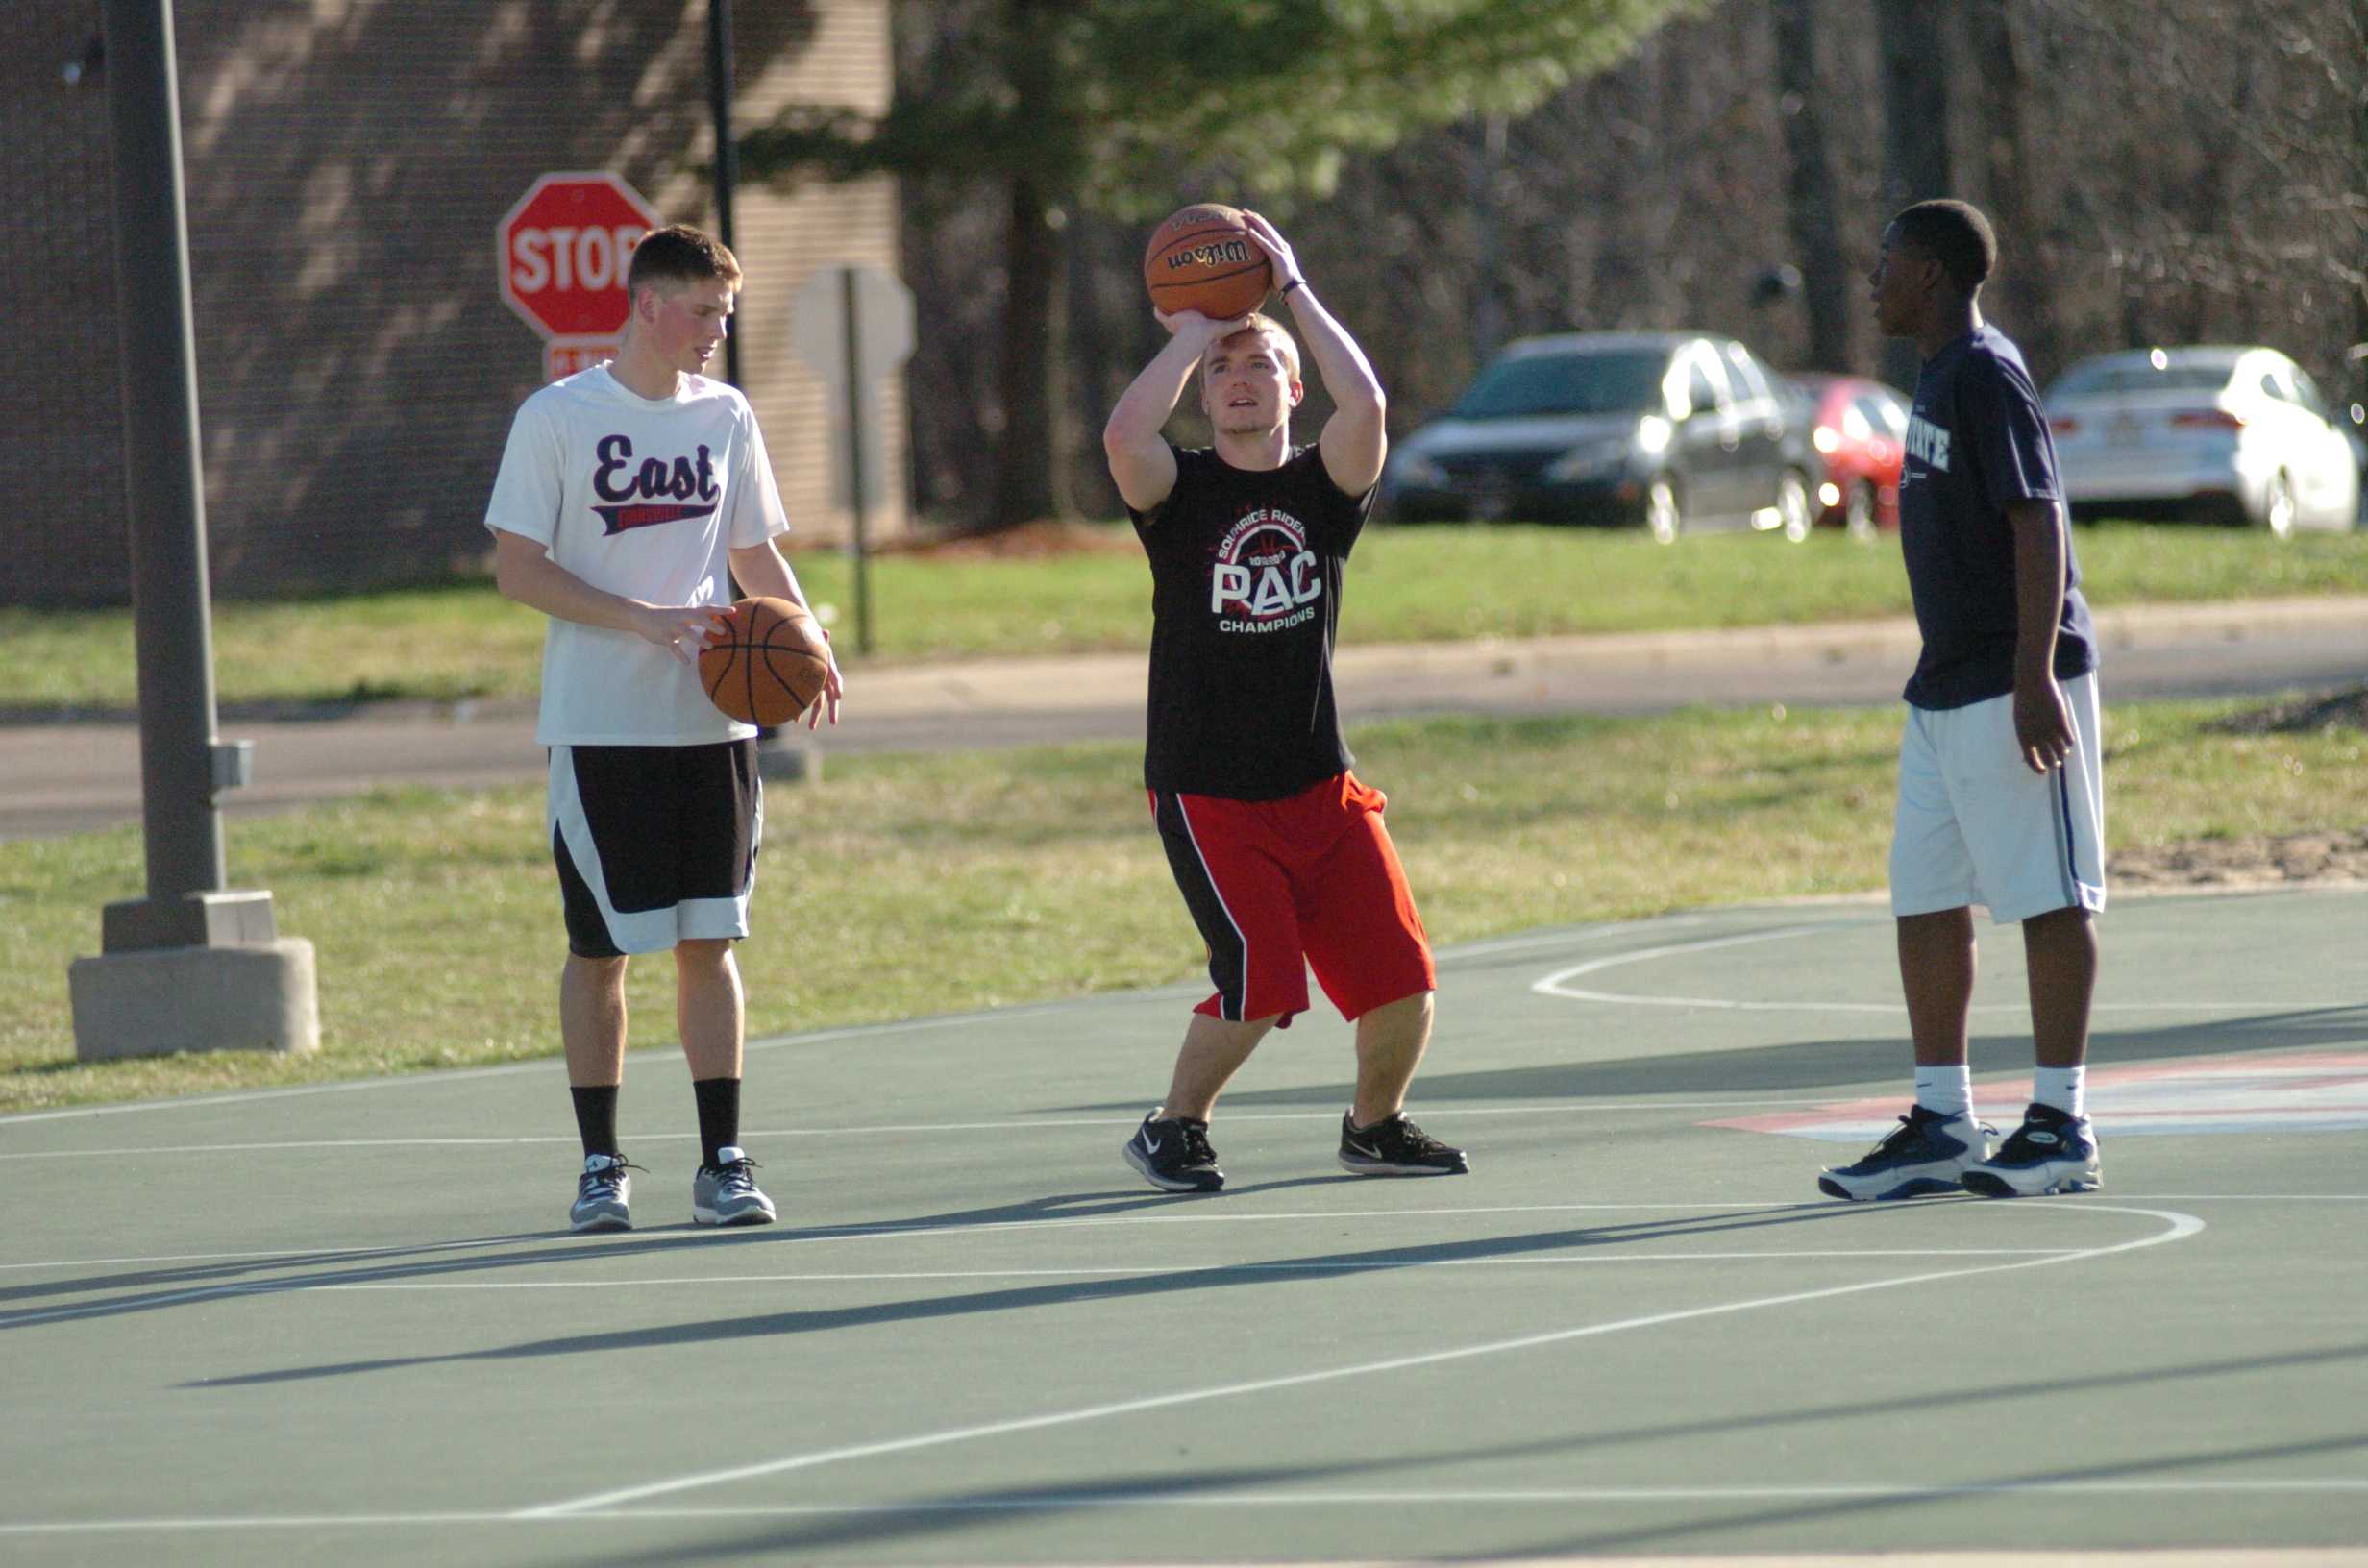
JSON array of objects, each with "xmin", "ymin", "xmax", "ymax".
[{"xmin": 1150, "ymin": 772, "xmax": 1436, "ymax": 1027}]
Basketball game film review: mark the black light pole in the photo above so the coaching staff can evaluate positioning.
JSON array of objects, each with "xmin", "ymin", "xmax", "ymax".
[
  {"xmin": 706, "ymin": 0, "xmax": 742, "ymax": 388},
  {"xmin": 99, "ymin": 0, "xmax": 272, "ymax": 953}
]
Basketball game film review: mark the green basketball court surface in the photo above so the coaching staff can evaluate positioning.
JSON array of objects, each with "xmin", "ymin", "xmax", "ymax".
[{"xmin": 4, "ymin": 888, "xmax": 2362, "ymax": 1565}]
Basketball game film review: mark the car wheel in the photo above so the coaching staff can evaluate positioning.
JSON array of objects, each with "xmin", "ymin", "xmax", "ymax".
[
  {"xmin": 1844, "ymin": 480, "xmax": 1878, "ymax": 542},
  {"xmin": 1776, "ymin": 469, "xmax": 1813, "ymax": 542},
  {"xmin": 2259, "ymin": 471, "xmax": 2297, "ymax": 539},
  {"xmin": 1645, "ymin": 477, "xmax": 1683, "ymax": 545}
]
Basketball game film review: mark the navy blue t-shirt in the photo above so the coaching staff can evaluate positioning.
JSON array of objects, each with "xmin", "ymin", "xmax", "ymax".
[
  {"xmin": 1898, "ymin": 325, "xmax": 2096, "ymax": 709},
  {"xmin": 1128, "ymin": 443, "xmax": 1371, "ymax": 800}
]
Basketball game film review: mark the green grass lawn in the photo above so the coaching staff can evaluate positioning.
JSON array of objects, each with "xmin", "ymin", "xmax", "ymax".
[
  {"xmin": 5, "ymin": 696, "xmax": 2359, "ymax": 1114},
  {"xmin": 3, "ymin": 522, "xmax": 2362, "ymax": 715}
]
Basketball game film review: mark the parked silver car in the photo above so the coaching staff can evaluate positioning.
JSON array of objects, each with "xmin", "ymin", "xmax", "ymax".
[
  {"xmin": 1381, "ymin": 332, "xmax": 1816, "ymax": 542},
  {"xmin": 2046, "ymin": 346, "xmax": 2359, "ymax": 535}
]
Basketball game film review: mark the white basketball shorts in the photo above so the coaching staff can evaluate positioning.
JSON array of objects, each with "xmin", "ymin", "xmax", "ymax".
[{"xmin": 1889, "ymin": 672, "xmax": 2106, "ymax": 925}]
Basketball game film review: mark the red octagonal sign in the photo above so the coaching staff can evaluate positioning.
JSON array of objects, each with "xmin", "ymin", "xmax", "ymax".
[{"xmin": 498, "ymin": 171, "xmax": 662, "ymax": 341}]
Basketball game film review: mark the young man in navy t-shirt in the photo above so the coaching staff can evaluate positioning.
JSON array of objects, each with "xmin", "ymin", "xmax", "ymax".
[
  {"xmin": 1101, "ymin": 209, "xmax": 1467, "ymax": 1193},
  {"xmin": 1818, "ymin": 200, "xmax": 2108, "ymax": 1203}
]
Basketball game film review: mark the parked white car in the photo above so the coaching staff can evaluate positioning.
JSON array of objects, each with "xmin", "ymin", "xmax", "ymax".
[{"xmin": 2045, "ymin": 346, "xmax": 2358, "ymax": 535}]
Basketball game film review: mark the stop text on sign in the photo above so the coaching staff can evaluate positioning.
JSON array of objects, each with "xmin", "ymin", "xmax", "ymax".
[
  {"xmin": 509, "ymin": 223, "xmax": 647, "ymax": 295},
  {"xmin": 497, "ymin": 171, "xmax": 663, "ymax": 343}
]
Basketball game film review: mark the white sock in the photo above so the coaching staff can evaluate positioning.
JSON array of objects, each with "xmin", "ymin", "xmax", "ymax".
[
  {"xmin": 2034, "ymin": 1066, "xmax": 2087, "ymax": 1119},
  {"xmin": 1913, "ymin": 1065, "xmax": 1973, "ymax": 1119}
]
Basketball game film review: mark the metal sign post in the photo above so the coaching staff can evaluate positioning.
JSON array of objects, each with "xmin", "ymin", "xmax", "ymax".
[
  {"xmin": 71, "ymin": 0, "xmax": 316, "ymax": 1060},
  {"xmin": 793, "ymin": 265, "xmax": 915, "ymax": 657}
]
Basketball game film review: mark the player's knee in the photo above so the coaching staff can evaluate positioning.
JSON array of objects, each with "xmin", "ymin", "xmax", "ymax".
[{"xmin": 564, "ymin": 952, "xmax": 629, "ymax": 991}]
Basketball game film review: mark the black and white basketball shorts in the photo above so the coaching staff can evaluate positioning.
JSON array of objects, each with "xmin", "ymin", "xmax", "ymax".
[{"xmin": 547, "ymin": 740, "xmax": 761, "ymax": 958}]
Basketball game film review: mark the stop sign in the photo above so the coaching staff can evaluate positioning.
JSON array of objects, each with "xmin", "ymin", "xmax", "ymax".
[{"xmin": 498, "ymin": 172, "xmax": 662, "ymax": 341}]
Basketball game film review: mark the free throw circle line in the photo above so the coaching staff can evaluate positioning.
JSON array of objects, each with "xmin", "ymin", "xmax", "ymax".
[
  {"xmin": 1532, "ymin": 926, "xmax": 2354, "ymax": 1012},
  {"xmin": 516, "ymin": 1203, "xmax": 2205, "ymax": 1518}
]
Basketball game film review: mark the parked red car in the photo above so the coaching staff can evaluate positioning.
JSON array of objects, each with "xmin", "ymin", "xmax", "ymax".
[{"xmin": 1789, "ymin": 374, "xmax": 1911, "ymax": 536}]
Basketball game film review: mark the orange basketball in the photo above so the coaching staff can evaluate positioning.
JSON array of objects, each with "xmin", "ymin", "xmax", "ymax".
[
  {"xmin": 1143, "ymin": 203, "xmax": 1273, "ymax": 321},
  {"xmin": 698, "ymin": 597, "xmax": 828, "ymax": 725}
]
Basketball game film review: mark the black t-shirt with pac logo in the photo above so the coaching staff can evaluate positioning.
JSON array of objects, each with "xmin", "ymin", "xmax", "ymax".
[{"xmin": 1128, "ymin": 443, "xmax": 1375, "ymax": 800}]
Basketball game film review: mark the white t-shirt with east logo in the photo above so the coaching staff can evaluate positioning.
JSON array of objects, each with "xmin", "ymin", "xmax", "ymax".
[{"xmin": 484, "ymin": 365, "xmax": 789, "ymax": 745}]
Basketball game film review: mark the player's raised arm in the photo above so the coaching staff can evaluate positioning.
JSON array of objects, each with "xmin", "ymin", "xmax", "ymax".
[
  {"xmin": 1103, "ymin": 311, "xmax": 1234, "ymax": 514},
  {"xmin": 1241, "ymin": 211, "xmax": 1387, "ymax": 497}
]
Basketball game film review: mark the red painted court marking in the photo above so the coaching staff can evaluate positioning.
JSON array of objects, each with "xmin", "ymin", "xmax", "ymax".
[{"xmin": 1706, "ymin": 1050, "xmax": 2368, "ymax": 1142}]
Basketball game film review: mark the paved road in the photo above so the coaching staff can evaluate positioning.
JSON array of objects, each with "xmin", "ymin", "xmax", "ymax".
[{"xmin": 6, "ymin": 596, "xmax": 2363, "ymax": 840}]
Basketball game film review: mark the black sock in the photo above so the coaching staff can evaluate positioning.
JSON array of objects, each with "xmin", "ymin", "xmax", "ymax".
[
  {"xmin": 571, "ymin": 1085, "xmax": 620, "ymax": 1159},
  {"xmin": 693, "ymin": 1076, "xmax": 742, "ymax": 1168}
]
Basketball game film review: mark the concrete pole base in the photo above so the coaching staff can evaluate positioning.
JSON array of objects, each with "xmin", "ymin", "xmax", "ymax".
[
  {"xmin": 70, "ymin": 938, "xmax": 320, "ymax": 1062},
  {"xmin": 757, "ymin": 739, "xmax": 821, "ymax": 783}
]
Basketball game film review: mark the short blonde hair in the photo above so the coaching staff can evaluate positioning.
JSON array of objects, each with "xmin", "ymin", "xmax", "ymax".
[
  {"xmin": 1201, "ymin": 315, "xmax": 1300, "ymax": 385},
  {"xmin": 628, "ymin": 224, "xmax": 742, "ymax": 297}
]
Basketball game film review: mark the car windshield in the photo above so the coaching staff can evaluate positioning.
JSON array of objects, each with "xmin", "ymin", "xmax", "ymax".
[
  {"xmin": 2051, "ymin": 361, "xmax": 2232, "ymax": 397},
  {"xmin": 1449, "ymin": 350, "xmax": 1668, "ymax": 418}
]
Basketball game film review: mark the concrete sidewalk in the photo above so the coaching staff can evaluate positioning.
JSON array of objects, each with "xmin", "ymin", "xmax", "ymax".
[{"xmin": 5, "ymin": 595, "xmax": 2363, "ymax": 839}]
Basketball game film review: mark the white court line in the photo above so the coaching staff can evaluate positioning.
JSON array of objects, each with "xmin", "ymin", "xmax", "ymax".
[
  {"xmin": 8, "ymin": 1477, "xmax": 2363, "ymax": 1536},
  {"xmin": 0, "ymin": 918, "xmax": 1683, "ymax": 1131},
  {"xmin": 321, "ymin": 1249, "xmax": 2082, "ymax": 1289},
  {"xmin": 1533, "ymin": 926, "xmax": 2364, "ymax": 1012},
  {"xmin": 0, "ymin": 1098, "xmax": 1847, "ymax": 1164},
  {"xmin": 0, "ymin": 1201, "xmax": 1908, "ymax": 1285},
  {"xmin": 9, "ymin": 1477, "xmax": 2367, "ymax": 1537},
  {"xmin": 4, "ymin": 1194, "xmax": 2356, "ymax": 1282},
  {"xmin": 516, "ymin": 1203, "xmax": 2206, "ymax": 1518}
]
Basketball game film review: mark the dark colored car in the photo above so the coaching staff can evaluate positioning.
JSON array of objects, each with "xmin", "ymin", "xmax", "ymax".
[
  {"xmin": 1381, "ymin": 331, "xmax": 1816, "ymax": 541},
  {"xmin": 1790, "ymin": 373, "xmax": 1910, "ymax": 537}
]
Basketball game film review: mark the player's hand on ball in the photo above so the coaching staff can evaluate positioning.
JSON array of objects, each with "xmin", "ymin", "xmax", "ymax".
[
  {"xmin": 1155, "ymin": 307, "xmax": 1252, "ymax": 340},
  {"xmin": 1238, "ymin": 210, "xmax": 1303, "ymax": 292},
  {"xmin": 638, "ymin": 603, "xmax": 729, "ymax": 666},
  {"xmin": 809, "ymin": 629, "xmax": 844, "ymax": 729}
]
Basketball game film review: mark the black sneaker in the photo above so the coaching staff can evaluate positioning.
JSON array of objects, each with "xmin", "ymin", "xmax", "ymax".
[
  {"xmin": 1961, "ymin": 1102, "xmax": 2102, "ymax": 1197},
  {"xmin": 1122, "ymin": 1112, "xmax": 1224, "ymax": 1192},
  {"xmin": 1816, "ymin": 1105, "xmax": 1990, "ymax": 1202},
  {"xmin": 1338, "ymin": 1111, "xmax": 1469, "ymax": 1176}
]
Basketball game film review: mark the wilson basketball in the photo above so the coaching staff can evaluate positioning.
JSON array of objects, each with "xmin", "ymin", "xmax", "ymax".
[
  {"xmin": 1143, "ymin": 203, "xmax": 1272, "ymax": 321},
  {"xmin": 698, "ymin": 597, "xmax": 828, "ymax": 725}
]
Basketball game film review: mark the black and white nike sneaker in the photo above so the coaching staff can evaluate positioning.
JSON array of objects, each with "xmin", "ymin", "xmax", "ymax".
[
  {"xmin": 1122, "ymin": 1112, "xmax": 1225, "ymax": 1192},
  {"xmin": 1961, "ymin": 1102, "xmax": 2101, "ymax": 1197},
  {"xmin": 1338, "ymin": 1111, "xmax": 1469, "ymax": 1176},
  {"xmin": 1816, "ymin": 1105, "xmax": 1990, "ymax": 1201}
]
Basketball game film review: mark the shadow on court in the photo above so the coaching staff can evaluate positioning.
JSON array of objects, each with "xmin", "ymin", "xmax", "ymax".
[
  {"xmin": 1163, "ymin": 1003, "xmax": 2368, "ymax": 1109},
  {"xmin": 528, "ymin": 1345, "xmax": 2368, "ymax": 1564},
  {"xmin": 189, "ymin": 1201, "xmax": 1892, "ymax": 1387},
  {"xmin": 0, "ymin": 1184, "xmax": 1310, "ymax": 1330},
  {"xmin": 1487, "ymin": 1432, "xmax": 2368, "ymax": 1560}
]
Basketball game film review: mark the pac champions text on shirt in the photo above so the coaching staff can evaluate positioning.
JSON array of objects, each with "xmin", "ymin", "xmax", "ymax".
[{"xmin": 1209, "ymin": 508, "xmax": 1322, "ymax": 635}]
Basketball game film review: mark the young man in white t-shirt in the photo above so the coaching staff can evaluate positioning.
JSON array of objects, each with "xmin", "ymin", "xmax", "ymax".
[{"xmin": 485, "ymin": 225, "xmax": 842, "ymax": 1232}]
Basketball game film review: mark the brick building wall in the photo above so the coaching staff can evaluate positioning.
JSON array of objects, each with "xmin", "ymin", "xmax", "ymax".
[
  {"xmin": 0, "ymin": 0, "xmax": 902, "ymax": 607},
  {"xmin": 2, "ymin": 3, "xmax": 128, "ymax": 606}
]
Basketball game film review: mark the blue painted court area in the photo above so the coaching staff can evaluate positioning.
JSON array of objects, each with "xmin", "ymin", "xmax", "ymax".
[{"xmin": 1, "ymin": 888, "xmax": 2363, "ymax": 1565}]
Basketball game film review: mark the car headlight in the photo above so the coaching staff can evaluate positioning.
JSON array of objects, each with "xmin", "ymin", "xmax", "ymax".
[{"xmin": 1390, "ymin": 452, "xmax": 1448, "ymax": 489}]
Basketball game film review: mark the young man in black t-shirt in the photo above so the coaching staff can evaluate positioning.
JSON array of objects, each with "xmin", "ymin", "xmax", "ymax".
[
  {"xmin": 1102, "ymin": 209, "xmax": 1467, "ymax": 1193},
  {"xmin": 1818, "ymin": 200, "xmax": 2107, "ymax": 1204}
]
